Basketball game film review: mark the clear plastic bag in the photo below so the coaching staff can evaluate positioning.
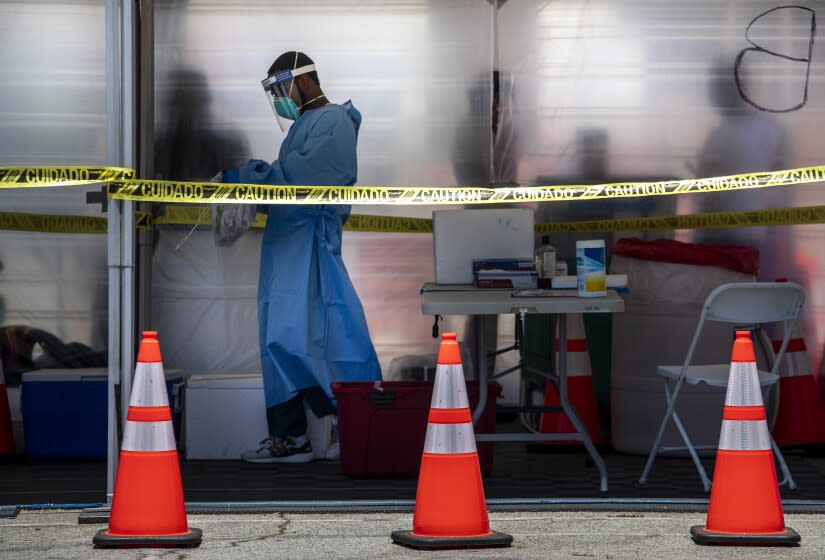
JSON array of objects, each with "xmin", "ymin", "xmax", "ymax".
[
  {"xmin": 210, "ymin": 172, "xmax": 257, "ymax": 246},
  {"xmin": 212, "ymin": 204, "xmax": 256, "ymax": 246}
]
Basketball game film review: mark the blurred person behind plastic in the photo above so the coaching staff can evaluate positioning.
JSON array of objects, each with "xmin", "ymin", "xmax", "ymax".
[
  {"xmin": 154, "ymin": 66, "xmax": 250, "ymax": 245},
  {"xmin": 691, "ymin": 59, "xmax": 789, "ymax": 278},
  {"xmin": 450, "ymin": 71, "xmax": 519, "ymax": 381},
  {"xmin": 451, "ymin": 70, "xmax": 518, "ymax": 187},
  {"xmin": 155, "ymin": 66, "xmax": 249, "ymax": 183}
]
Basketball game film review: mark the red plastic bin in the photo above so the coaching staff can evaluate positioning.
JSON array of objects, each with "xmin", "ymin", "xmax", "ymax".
[{"xmin": 331, "ymin": 381, "xmax": 500, "ymax": 477}]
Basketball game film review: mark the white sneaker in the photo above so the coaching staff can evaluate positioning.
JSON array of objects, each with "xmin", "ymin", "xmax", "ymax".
[{"xmin": 241, "ymin": 435, "xmax": 314, "ymax": 464}]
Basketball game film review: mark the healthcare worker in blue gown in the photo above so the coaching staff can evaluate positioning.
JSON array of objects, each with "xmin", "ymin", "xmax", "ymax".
[{"xmin": 222, "ymin": 52, "xmax": 381, "ymax": 463}]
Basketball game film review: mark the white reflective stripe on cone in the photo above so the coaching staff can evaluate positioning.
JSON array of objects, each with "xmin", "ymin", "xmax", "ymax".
[
  {"xmin": 718, "ymin": 419, "xmax": 771, "ymax": 451},
  {"xmin": 566, "ymin": 352, "xmax": 592, "ymax": 377},
  {"xmin": 129, "ymin": 362, "xmax": 170, "ymax": 407},
  {"xmin": 567, "ymin": 314, "xmax": 586, "ymax": 339},
  {"xmin": 121, "ymin": 420, "xmax": 177, "ymax": 452},
  {"xmin": 431, "ymin": 364, "xmax": 470, "ymax": 409},
  {"xmin": 724, "ymin": 362, "xmax": 764, "ymax": 407},
  {"xmin": 423, "ymin": 422, "xmax": 477, "ymax": 454}
]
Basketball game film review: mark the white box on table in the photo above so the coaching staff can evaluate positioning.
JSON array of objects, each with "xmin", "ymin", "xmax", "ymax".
[{"xmin": 433, "ymin": 208, "xmax": 535, "ymax": 284}]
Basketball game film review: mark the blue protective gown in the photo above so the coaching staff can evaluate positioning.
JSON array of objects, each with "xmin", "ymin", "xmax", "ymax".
[{"xmin": 225, "ymin": 102, "xmax": 381, "ymax": 408}]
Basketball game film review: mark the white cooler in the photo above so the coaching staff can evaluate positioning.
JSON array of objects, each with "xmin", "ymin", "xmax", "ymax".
[{"xmin": 184, "ymin": 373, "xmax": 331, "ymax": 460}]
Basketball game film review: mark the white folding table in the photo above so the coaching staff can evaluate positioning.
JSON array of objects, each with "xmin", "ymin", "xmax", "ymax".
[{"xmin": 421, "ymin": 283, "xmax": 625, "ymax": 492}]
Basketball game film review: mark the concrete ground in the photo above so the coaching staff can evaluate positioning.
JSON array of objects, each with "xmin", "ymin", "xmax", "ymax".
[{"xmin": 1, "ymin": 510, "xmax": 824, "ymax": 559}]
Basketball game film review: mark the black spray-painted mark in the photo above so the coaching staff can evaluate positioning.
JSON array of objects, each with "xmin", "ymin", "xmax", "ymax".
[{"xmin": 735, "ymin": 5, "xmax": 816, "ymax": 113}]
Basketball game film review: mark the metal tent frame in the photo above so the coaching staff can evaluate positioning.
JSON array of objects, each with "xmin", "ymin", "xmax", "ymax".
[{"xmin": 104, "ymin": 0, "xmax": 136, "ymax": 502}]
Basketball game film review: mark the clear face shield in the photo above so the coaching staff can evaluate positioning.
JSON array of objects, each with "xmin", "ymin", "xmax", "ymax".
[{"xmin": 261, "ymin": 64, "xmax": 316, "ymax": 132}]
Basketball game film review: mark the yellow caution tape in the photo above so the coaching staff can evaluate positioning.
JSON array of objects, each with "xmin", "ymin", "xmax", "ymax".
[
  {"xmin": 347, "ymin": 206, "xmax": 825, "ymax": 234},
  {"xmin": 0, "ymin": 211, "xmax": 108, "ymax": 234},
  {"xmin": 2, "ymin": 164, "xmax": 825, "ymax": 206},
  {"xmin": 119, "ymin": 204, "xmax": 825, "ymax": 234},
  {"xmin": 535, "ymin": 205, "xmax": 825, "ymax": 234},
  {"xmin": 136, "ymin": 211, "xmax": 154, "ymax": 231},
  {"xmin": 153, "ymin": 205, "xmax": 268, "ymax": 230},
  {"xmin": 0, "ymin": 166, "xmax": 134, "ymax": 188},
  {"xmin": 3, "ymin": 165, "xmax": 822, "ymax": 236},
  {"xmin": 152, "ymin": 206, "xmax": 433, "ymax": 233},
  {"xmin": 3, "ymin": 205, "xmax": 825, "ymax": 236},
  {"xmin": 0, "ymin": 211, "xmax": 154, "ymax": 234},
  {"xmin": 344, "ymin": 214, "xmax": 433, "ymax": 233},
  {"xmin": 105, "ymin": 166, "xmax": 825, "ymax": 205},
  {"xmin": 153, "ymin": 205, "xmax": 211, "ymax": 226}
]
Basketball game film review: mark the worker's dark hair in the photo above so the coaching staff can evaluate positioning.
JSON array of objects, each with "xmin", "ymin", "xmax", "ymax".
[{"xmin": 268, "ymin": 51, "xmax": 320, "ymax": 86}]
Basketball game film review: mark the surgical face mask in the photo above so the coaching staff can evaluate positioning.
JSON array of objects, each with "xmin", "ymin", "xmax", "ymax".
[{"xmin": 272, "ymin": 96, "xmax": 300, "ymax": 121}]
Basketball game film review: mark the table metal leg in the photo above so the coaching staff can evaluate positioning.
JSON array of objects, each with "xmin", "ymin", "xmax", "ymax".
[
  {"xmin": 557, "ymin": 313, "xmax": 608, "ymax": 492},
  {"xmin": 472, "ymin": 314, "xmax": 488, "ymax": 425}
]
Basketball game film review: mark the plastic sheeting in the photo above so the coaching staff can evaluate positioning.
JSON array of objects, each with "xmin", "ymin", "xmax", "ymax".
[
  {"xmin": 499, "ymin": 0, "xmax": 825, "ymax": 374},
  {"xmin": 151, "ymin": 226, "xmax": 475, "ymax": 379},
  {"xmin": 150, "ymin": 1, "xmax": 825, "ymax": 392},
  {"xmin": 151, "ymin": 0, "xmax": 496, "ymax": 378},
  {"xmin": 0, "ymin": 1, "xmax": 109, "ymax": 359}
]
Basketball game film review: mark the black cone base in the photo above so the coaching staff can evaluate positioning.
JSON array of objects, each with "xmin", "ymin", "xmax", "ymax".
[
  {"xmin": 391, "ymin": 529, "xmax": 512, "ymax": 550},
  {"xmin": 691, "ymin": 525, "xmax": 800, "ymax": 546},
  {"xmin": 93, "ymin": 527, "xmax": 202, "ymax": 548}
]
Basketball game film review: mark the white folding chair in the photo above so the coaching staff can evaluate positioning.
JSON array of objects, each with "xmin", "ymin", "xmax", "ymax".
[{"xmin": 638, "ymin": 282, "xmax": 804, "ymax": 492}]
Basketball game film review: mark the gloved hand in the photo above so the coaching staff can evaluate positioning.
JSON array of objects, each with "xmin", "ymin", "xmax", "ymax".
[{"xmin": 211, "ymin": 170, "xmax": 256, "ymax": 246}]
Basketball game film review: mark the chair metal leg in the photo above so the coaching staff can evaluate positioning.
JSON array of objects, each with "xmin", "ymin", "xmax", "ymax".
[
  {"xmin": 639, "ymin": 378, "xmax": 684, "ymax": 486},
  {"xmin": 670, "ymin": 404, "xmax": 712, "ymax": 492},
  {"xmin": 771, "ymin": 434, "xmax": 797, "ymax": 490}
]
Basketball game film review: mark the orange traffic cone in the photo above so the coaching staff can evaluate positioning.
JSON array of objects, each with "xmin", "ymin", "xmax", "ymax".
[
  {"xmin": 771, "ymin": 279, "xmax": 825, "ymax": 446},
  {"xmin": 0, "ymin": 359, "xmax": 14, "ymax": 454},
  {"xmin": 392, "ymin": 333, "xmax": 512, "ymax": 550},
  {"xmin": 539, "ymin": 314, "xmax": 602, "ymax": 445},
  {"xmin": 94, "ymin": 332, "xmax": 201, "ymax": 548},
  {"xmin": 691, "ymin": 331, "xmax": 799, "ymax": 545}
]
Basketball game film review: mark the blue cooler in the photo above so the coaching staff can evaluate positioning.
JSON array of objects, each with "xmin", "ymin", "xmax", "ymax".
[{"xmin": 21, "ymin": 368, "xmax": 184, "ymax": 459}]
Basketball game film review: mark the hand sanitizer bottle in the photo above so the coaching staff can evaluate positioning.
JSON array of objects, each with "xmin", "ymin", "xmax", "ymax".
[{"xmin": 534, "ymin": 235, "xmax": 557, "ymax": 279}]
